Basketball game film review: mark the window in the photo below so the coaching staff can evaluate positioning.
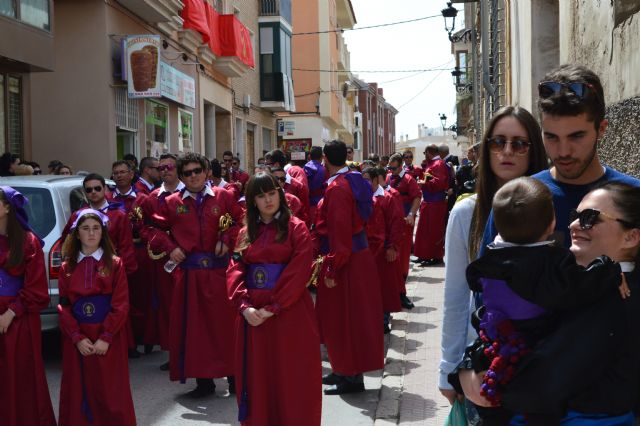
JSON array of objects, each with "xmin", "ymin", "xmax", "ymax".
[
  {"xmin": 145, "ymin": 100, "xmax": 169, "ymax": 157},
  {"xmin": 178, "ymin": 109, "xmax": 193, "ymax": 153},
  {"xmin": 0, "ymin": 74, "xmax": 23, "ymax": 156},
  {"xmin": 0, "ymin": 0, "xmax": 15, "ymax": 18},
  {"xmin": 456, "ymin": 51, "xmax": 468, "ymax": 85},
  {"xmin": 262, "ymin": 127, "xmax": 272, "ymax": 151},
  {"xmin": 0, "ymin": 0, "xmax": 50, "ymax": 31},
  {"xmin": 12, "ymin": 186, "xmax": 55, "ymax": 239}
]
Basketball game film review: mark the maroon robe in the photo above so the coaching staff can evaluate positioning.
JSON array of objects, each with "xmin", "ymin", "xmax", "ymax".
[
  {"xmin": 58, "ymin": 255, "xmax": 135, "ymax": 426},
  {"xmin": 227, "ymin": 217, "xmax": 321, "ymax": 426},
  {"xmin": 0, "ymin": 232, "xmax": 56, "ymax": 426},
  {"xmin": 148, "ymin": 186, "xmax": 243, "ymax": 381},
  {"xmin": 314, "ymin": 172, "xmax": 384, "ymax": 375},
  {"xmin": 284, "ymin": 192, "xmax": 307, "ymax": 223},
  {"xmin": 134, "ymin": 178, "xmax": 154, "ymax": 196},
  {"xmin": 284, "ymin": 175, "xmax": 310, "ymax": 224},
  {"xmin": 414, "ymin": 157, "xmax": 449, "ymax": 260}
]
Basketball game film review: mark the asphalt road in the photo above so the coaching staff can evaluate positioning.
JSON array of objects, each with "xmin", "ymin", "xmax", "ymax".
[{"xmin": 43, "ymin": 331, "xmax": 384, "ymax": 425}]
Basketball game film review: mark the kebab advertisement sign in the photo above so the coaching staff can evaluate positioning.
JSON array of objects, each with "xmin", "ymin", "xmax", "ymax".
[{"xmin": 125, "ymin": 35, "xmax": 161, "ymax": 98}]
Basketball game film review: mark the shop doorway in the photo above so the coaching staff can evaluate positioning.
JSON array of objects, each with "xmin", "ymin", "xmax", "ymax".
[{"xmin": 117, "ymin": 130, "xmax": 137, "ymax": 160}]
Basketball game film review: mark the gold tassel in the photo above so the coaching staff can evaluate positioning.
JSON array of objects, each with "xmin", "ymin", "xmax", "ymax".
[
  {"xmin": 306, "ymin": 255, "xmax": 325, "ymax": 287},
  {"xmin": 219, "ymin": 213, "xmax": 233, "ymax": 233},
  {"xmin": 147, "ymin": 242, "xmax": 167, "ymax": 260}
]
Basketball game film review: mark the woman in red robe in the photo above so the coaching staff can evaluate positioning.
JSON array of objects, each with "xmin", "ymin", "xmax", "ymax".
[
  {"xmin": 227, "ymin": 173, "xmax": 321, "ymax": 426},
  {"xmin": 0, "ymin": 186, "xmax": 56, "ymax": 426},
  {"xmin": 58, "ymin": 209, "xmax": 136, "ymax": 426}
]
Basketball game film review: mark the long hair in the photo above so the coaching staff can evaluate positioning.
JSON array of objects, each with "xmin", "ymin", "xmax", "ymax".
[
  {"xmin": 236, "ymin": 172, "xmax": 291, "ymax": 252},
  {"xmin": 62, "ymin": 213, "xmax": 116, "ymax": 273},
  {"xmin": 468, "ymin": 106, "xmax": 549, "ymax": 259},
  {"xmin": 593, "ymin": 182, "xmax": 640, "ymax": 262},
  {"xmin": 0, "ymin": 188, "xmax": 25, "ymax": 268}
]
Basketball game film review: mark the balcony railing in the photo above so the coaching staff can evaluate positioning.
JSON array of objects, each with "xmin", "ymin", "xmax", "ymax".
[{"xmin": 259, "ymin": 0, "xmax": 292, "ymax": 24}]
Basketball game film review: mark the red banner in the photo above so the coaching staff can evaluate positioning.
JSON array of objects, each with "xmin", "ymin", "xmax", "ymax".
[
  {"xmin": 218, "ymin": 15, "xmax": 255, "ymax": 68},
  {"xmin": 181, "ymin": 0, "xmax": 210, "ymax": 44},
  {"xmin": 204, "ymin": 2, "xmax": 222, "ymax": 56}
]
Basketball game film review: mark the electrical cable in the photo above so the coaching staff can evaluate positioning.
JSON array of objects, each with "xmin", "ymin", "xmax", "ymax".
[
  {"xmin": 292, "ymin": 67, "xmax": 453, "ymax": 73},
  {"xmin": 292, "ymin": 14, "xmax": 441, "ymax": 36},
  {"xmin": 397, "ymin": 68, "xmax": 448, "ymax": 110}
]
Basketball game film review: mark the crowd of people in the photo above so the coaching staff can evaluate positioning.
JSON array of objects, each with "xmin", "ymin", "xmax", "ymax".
[{"xmin": 3, "ymin": 63, "xmax": 640, "ymax": 426}]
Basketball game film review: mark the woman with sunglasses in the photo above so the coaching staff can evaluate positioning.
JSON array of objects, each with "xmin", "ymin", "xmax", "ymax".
[
  {"xmin": 57, "ymin": 209, "xmax": 136, "ymax": 425},
  {"xmin": 227, "ymin": 172, "xmax": 321, "ymax": 425},
  {"xmin": 439, "ymin": 106, "xmax": 548, "ymax": 413},
  {"xmin": 0, "ymin": 187, "xmax": 56, "ymax": 426}
]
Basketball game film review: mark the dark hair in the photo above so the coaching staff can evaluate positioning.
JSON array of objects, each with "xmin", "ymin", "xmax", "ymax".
[
  {"xmin": 83, "ymin": 173, "xmax": 106, "ymax": 187},
  {"xmin": 388, "ymin": 153, "xmax": 403, "ymax": 166},
  {"xmin": 593, "ymin": 182, "xmax": 640, "ymax": 230},
  {"xmin": 469, "ymin": 106, "xmax": 548, "ymax": 259},
  {"xmin": 265, "ymin": 149, "xmax": 287, "ymax": 167},
  {"xmin": 323, "ymin": 140, "xmax": 347, "ymax": 166},
  {"xmin": 310, "ymin": 146, "xmax": 323, "ymax": 161},
  {"xmin": 270, "ymin": 167, "xmax": 285, "ymax": 174},
  {"xmin": 112, "ymin": 160, "xmax": 132, "ymax": 171},
  {"xmin": 159, "ymin": 153, "xmax": 177, "ymax": 162},
  {"xmin": 177, "ymin": 153, "xmax": 208, "ymax": 177},
  {"xmin": 538, "ymin": 64, "xmax": 606, "ymax": 130},
  {"xmin": 210, "ymin": 159, "xmax": 222, "ymax": 178},
  {"xmin": 375, "ymin": 166, "xmax": 387, "ymax": 178},
  {"xmin": 232, "ymin": 157, "xmax": 240, "ymax": 163},
  {"xmin": 123, "ymin": 154, "xmax": 138, "ymax": 166},
  {"xmin": 0, "ymin": 189, "xmax": 25, "ymax": 268},
  {"xmin": 425, "ymin": 144, "xmax": 439, "ymax": 156},
  {"xmin": 438, "ymin": 144, "xmax": 450, "ymax": 155},
  {"xmin": 48, "ymin": 159, "xmax": 62, "ymax": 170},
  {"xmin": 0, "ymin": 153, "xmax": 19, "ymax": 176},
  {"xmin": 361, "ymin": 167, "xmax": 378, "ymax": 180},
  {"xmin": 381, "ymin": 155, "xmax": 390, "ymax": 162},
  {"xmin": 493, "ymin": 177, "xmax": 554, "ymax": 244},
  {"xmin": 236, "ymin": 173, "xmax": 291, "ymax": 251},
  {"xmin": 55, "ymin": 164, "xmax": 73, "ymax": 175},
  {"xmin": 368, "ymin": 153, "xmax": 380, "ymax": 163},
  {"xmin": 223, "ymin": 151, "xmax": 234, "ymax": 158},
  {"xmin": 63, "ymin": 213, "xmax": 115, "ymax": 273},
  {"xmin": 139, "ymin": 156, "xmax": 157, "ymax": 174}
]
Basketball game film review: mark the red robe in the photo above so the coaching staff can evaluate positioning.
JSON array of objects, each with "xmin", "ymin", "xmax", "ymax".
[
  {"xmin": 284, "ymin": 192, "xmax": 307, "ymax": 223},
  {"xmin": 414, "ymin": 157, "xmax": 449, "ymax": 260},
  {"xmin": 229, "ymin": 168, "xmax": 250, "ymax": 191},
  {"xmin": 106, "ymin": 187, "xmax": 138, "ymax": 215},
  {"xmin": 134, "ymin": 178, "xmax": 154, "ymax": 196},
  {"xmin": 0, "ymin": 232, "xmax": 56, "ymax": 426},
  {"xmin": 385, "ymin": 171, "xmax": 421, "ymax": 284},
  {"xmin": 148, "ymin": 186, "xmax": 243, "ymax": 381},
  {"xmin": 58, "ymin": 255, "xmax": 135, "ymax": 426},
  {"xmin": 227, "ymin": 217, "xmax": 321, "ymax": 426},
  {"xmin": 285, "ymin": 176, "xmax": 310, "ymax": 224},
  {"xmin": 314, "ymin": 173, "xmax": 384, "ymax": 375},
  {"xmin": 286, "ymin": 165, "xmax": 308, "ymax": 190}
]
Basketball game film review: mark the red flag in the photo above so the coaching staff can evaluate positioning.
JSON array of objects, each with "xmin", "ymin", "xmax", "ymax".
[
  {"xmin": 181, "ymin": 0, "xmax": 209, "ymax": 44},
  {"xmin": 204, "ymin": 3, "xmax": 222, "ymax": 56},
  {"xmin": 219, "ymin": 15, "xmax": 255, "ymax": 68}
]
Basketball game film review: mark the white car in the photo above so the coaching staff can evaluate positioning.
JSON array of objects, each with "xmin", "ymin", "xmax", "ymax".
[{"xmin": 0, "ymin": 175, "xmax": 113, "ymax": 331}]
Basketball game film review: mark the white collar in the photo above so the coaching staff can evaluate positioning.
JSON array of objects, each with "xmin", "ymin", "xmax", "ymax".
[
  {"xmin": 620, "ymin": 261, "xmax": 636, "ymax": 273},
  {"xmin": 490, "ymin": 234, "xmax": 555, "ymax": 249},
  {"xmin": 327, "ymin": 166, "xmax": 349, "ymax": 185},
  {"xmin": 115, "ymin": 187, "xmax": 136, "ymax": 198},
  {"xmin": 182, "ymin": 185, "xmax": 215, "ymax": 200},
  {"xmin": 92, "ymin": 200, "xmax": 110, "ymax": 212},
  {"xmin": 284, "ymin": 164, "xmax": 292, "ymax": 172},
  {"xmin": 398, "ymin": 169, "xmax": 406, "ymax": 178},
  {"xmin": 159, "ymin": 181, "xmax": 185, "ymax": 196},
  {"xmin": 78, "ymin": 247, "xmax": 104, "ymax": 262},
  {"xmin": 432, "ymin": 155, "xmax": 441, "ymax": 161},
  {"xmin": 373, "ymin": 186, "xmax": 385, "ymax": 197},
  {"xmin": 218, "ymin": 178, "xmax": 228, "ymax": 188},
  {"xmin": 138, "ymin": 177, "xmax": 154, "ymax": 191},
  {"xmin": 285, "ymin": 173, "xmax": 292, "ymax": 185}
]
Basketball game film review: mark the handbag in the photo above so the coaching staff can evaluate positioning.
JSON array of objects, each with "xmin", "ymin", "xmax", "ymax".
[{"xmin": 444, "ymin": 399, "xmax": 468, "ymax": 426}]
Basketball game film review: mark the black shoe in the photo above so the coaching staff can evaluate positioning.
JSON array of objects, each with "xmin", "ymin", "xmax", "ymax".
[
  {"xmin": 419, "ymin": 258, "xmax": 443, "ymax": 267},
  {"xmin": 324, "ymin": 381, "xmax": 365, "ymax": 395},
  {"xmin": 322, "ymin": 373, "xmax": 343, "ymax": 385},
  {"xmin": 144, "ymin": 344, "xmax": 154, "ymax": 355},
  {"xmin": 159, "ymin": 362, "xmax": 170, "ymax": 371},
  {"xmin": 410, "ymin": 256, "xmax": 424, "ymax": 264},
  {"xmin": 400, "ymin": 293, "xmax": 414, "ymax": 310},
  {"xmin": 128, "ymin": 348, "xmax": 141, "ymax": 359},
  {"xmin": 185, "ymin": 384, "xmax": 216, "ymax": 398},
  {"xmin": 383, "ymin": 324, "xmax": 391, "ymax": 334},
  {"xmin": 227, "ymin": 376, "xmax": 236, "ymax": 394}
]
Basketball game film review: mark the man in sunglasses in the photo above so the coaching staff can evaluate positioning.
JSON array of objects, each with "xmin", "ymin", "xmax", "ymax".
[
  {"xmin": 385, "ymin": 153, "xmax": 421, "ymax": 309},
  {"xmin": 228, "ymin": 156, "xmax": 249, "ymax": 192},
  {"xmin": 481, "ymin": 65, "xmax": 640, "ymax": 250},
  {"xmin": 134, "ymin": 157, "xmax": 160, "ymax": 196},
  {"xmin": 209, "ymin": 159, "xmax": 240, "ymax": 200},
  {"xmin": 401, "ymin": 150, "xmax": 422, "ymax": 180},
  {"xmin": 146, "ymin": 152, "xmax": 243, "ymax": 398}
]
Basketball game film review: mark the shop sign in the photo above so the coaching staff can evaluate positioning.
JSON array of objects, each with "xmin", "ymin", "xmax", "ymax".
[
  {"xmin": 126, "ymin": 35, "xmax": 162, "ymax": 98},
  {"xmin": 160, "ymin": 62, "xmax": 196, "ymax": 109},
  {"xmin": 281, "ymin": 138, "xmax": 312, "ymax": 157},
  {"xmin": 277, "ymin": 120, "xmax": 295, "ymax": 136}
]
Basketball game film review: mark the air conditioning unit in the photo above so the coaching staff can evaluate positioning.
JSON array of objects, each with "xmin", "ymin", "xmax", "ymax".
[{"xmin": 243, "ymin": 94, "xmax": 251, "ymax": 108}]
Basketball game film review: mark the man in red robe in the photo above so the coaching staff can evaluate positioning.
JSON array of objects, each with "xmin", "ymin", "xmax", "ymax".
[
  {"xmin": 385, "ymin": 153, "xmax": 421, "ymax": 309},
  {"xmin": 107, "ymin": 160, "xmax": 139, "ymax": 214},
  {"xmin": 414, "ymin": 144, "xmax": 450, "ymax": 266},
  {"xmin": 229, "ymin": 156, "xmax": 250, "ymax": 191},
  {"xmin": 314, "ymin": 140, "xmax": 384, "ymax": 395},
  {"xmin": 402, "ymin": 149, "xmax": 423, "ymax": 180},
  {"xmin": 133, "ymin": 157, "xmax": 160, "ymax": 196},
  {"xmin": 148, "ymin": 153, "xmax": 244, "ymax": 397},
  {"xmin": 139, "ymin": 154, "xmax": 185, "ymax": 370},
  {"xmin": 271, "ymin": 167, "xmax": 309, "ymax": 224}
]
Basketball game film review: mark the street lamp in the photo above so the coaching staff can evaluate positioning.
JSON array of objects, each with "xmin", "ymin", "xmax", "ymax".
[
  {"xmin": 439, "ymin": 113, "xmax": 448, "ymax": 130},
  {"xmin": 451, "ymin": 67, "xmax": 462, "ymax": 87},
  {"xmin": 441, "ymin": 2, "xmax": 458, "ymax": 41}
]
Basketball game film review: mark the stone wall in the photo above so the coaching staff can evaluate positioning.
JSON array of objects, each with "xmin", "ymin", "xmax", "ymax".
[{"xmin": 600, "ymin": 97, "xmax": 640, "ymax": 178}]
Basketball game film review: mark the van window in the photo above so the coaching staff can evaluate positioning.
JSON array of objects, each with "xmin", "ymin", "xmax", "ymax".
[
  {"xmin": 69, "ymin": 187, "xmax": 87, "ymax": 212},
  {"xmin": 11, "ymin": 187, "xmax": 55, "ymax": 238}
]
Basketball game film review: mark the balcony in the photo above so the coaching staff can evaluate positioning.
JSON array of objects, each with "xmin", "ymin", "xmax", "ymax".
[
  {"xmin": 259, "ymin": 0, "xmax": 292, "ymax": 24},
  {"xmin": 337, "ymin": 32, "xmax": 350, "ymax": 72},
  {"xmin": 260, "ymin": 72, "xmax": 295, "ymax": 112},
  {"xmin": 118, "ymin": 0, "xmax": 184, "ymax": 32}
]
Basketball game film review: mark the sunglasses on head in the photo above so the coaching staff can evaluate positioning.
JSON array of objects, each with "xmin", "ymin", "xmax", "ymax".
[
  {"xmin": 182, "ymin": 167, "xmax": 203, "ymax": 177},
  {"xmin": 84, "ymin": 185, "xmax": 103, "ymax": 194},
  {"xmin": 347, "ymin": 150, "xmax": 353, "ymax": 154},
  {"xmin": 487, "ymin": 137, "xmax": 531, "ymax": 156},
  {"xmin": 538, "ymin": 81, "xmax": 595, "ymax": 100},
  {"xmin": 386, "ymin": 166, "xmax": 398, "ymax": 171},
  {"xmin": 158, "ymin": 164, "xmax": 175, "ymax": 172},
  {"xmin": 569, "ymin": 208, "xmax": 635, "ymax": 230}
]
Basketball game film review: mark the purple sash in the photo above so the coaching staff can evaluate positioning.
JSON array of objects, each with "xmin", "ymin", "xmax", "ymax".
[
  {"xmin": 181, "ymin": 252, "xmax": 229, "ymax": 270},
  {"xmin": 0, "ymin": 269, "xmax": 23, "ymax": 297},
  {"xmin": 246, "ymin": 263, "xmax": 286, "ymax": 290},
  {"xmin": 421, "ymin": 189, "xmax": 446, "ymax": 202},
  {"xmin": 319, "ymin": 230, "xmax": 368, "ymax": 255},
  {"xmin": 343, "ymin": 172, "xmax": 373, "ymax": 221},
  {"xmin": 72, "ymin": 295, "xmax": 112, "ymax": 324}
]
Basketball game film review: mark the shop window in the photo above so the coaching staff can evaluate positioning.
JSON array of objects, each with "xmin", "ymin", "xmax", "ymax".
[
  {"xmin": 0, "ymin": 0, "xmax": 16, "ymax": 18},
  {"xmin": 145, "ymin": 100, "xmax": 168, "ymax": 157},
  {"xmin": 2, "ymin": 75, "xmax": 22, "ymax": 156},
  {"xmin": 0, "ymin": 0, "xmax": 50, "ymax": 31},
  {"xmin": 178, "ymin": 109, "xmax": 193, "ymax": 153}
]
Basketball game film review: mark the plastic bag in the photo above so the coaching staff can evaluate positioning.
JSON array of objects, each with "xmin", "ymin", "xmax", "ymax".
[{"xmin": 444, "ymin": 399, "xmax": 468, "ymax": 426}]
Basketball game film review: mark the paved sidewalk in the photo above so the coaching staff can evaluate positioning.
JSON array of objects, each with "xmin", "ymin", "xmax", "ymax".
[{"xmin": 375, "ymin": 262, "xmax": 451, "ymax": 425}]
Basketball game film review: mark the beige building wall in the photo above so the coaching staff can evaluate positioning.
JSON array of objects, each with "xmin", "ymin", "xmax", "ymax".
[{"xmin": 292, "ymin": 0, "xmax": 320, "ymax": 114}]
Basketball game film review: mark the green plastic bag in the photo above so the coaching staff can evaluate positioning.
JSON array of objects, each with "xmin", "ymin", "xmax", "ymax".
[{"xmin": 444, "ymin": 399, "xmax": 468, "ymax": 426}]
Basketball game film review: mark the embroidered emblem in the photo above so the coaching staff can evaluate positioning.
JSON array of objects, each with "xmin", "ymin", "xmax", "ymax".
[
  {"xmin": 177, "ymin": 204, "xmax": 189, "ymax": 214},
  {"xmin": 97, "ymin": 267, "xmax": 108, "ymax": 277},
  {"xmin": 200, "ymin": 257, "xmax": 210, "ymax": 268},
  {"xmin": 211, "ymin": 205, "xmax": 221, "ymax": 216},
  {"xmin": 82, "ymin": 302, "xmax": 96, "ymax": 317},
  {"xmin": 253, "ymin": 267, "xmax": 267, "ymax": 289}
]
